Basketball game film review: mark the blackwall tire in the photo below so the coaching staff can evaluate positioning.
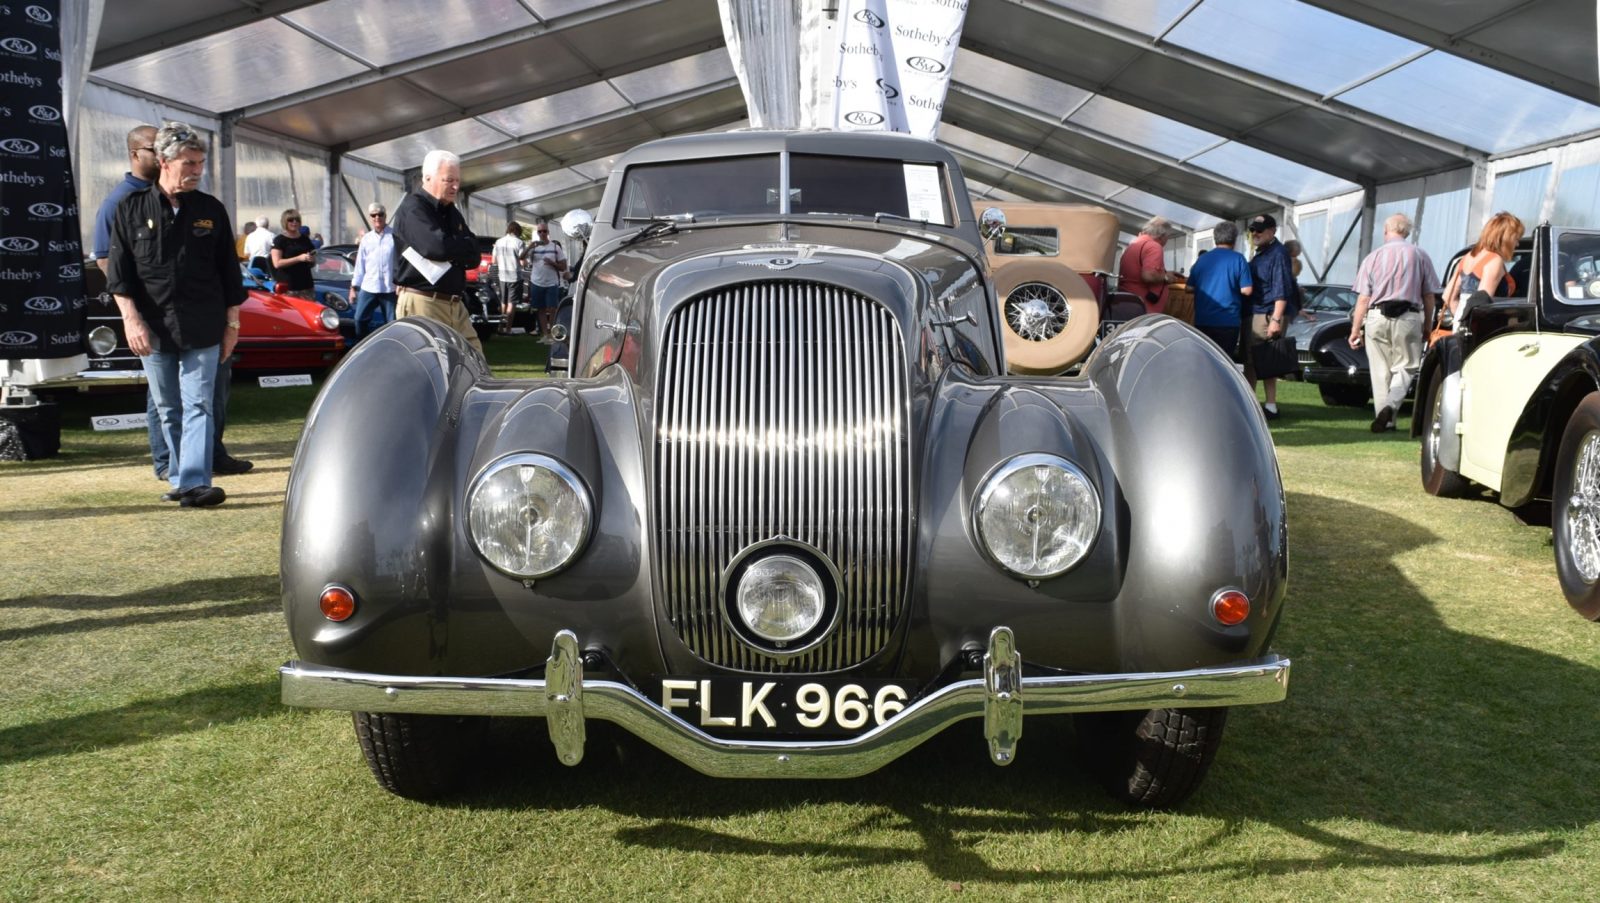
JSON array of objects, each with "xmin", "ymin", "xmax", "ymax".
[
  {"xmin": 353, "ymin": 712, "xmax": 489, "ymax": 800},
  {"xmin": 993, "ymin": 260, "xmax": 1100, "ymax": 375},
  {"xmin": 1076, "ymin": 707, "xmax": 1228, "ymax": 810},
  {"xmin": 1551, "ymin": 391, "xmax": 1600, "ymax": 620},
  {"xmin": 1317, "ymin": 383, "xmax": 1368, "ymax": 407},
  {"xmin": 1420, "ymin": 374, "xmax": 1469, "ymax": 498}
]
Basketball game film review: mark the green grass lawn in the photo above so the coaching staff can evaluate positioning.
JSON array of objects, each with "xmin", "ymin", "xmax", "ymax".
[{"xmin": 3, "ymin": 353, "xmax": 1597, "ymax": 902}]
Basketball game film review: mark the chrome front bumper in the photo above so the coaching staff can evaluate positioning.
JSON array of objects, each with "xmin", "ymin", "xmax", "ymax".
[{"xmin": 280, "ymin": 628, "xmax": 1290, "ymax": 779}]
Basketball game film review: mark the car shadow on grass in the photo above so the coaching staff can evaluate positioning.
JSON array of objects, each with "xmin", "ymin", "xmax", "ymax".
[
  {"xmin": 0, "ymin": 678, "xmax": 280, "ymax": 765},
  {"xmin": 435, "ymin": 491, "xmax": 1593, "ymax": 882},
  {"xmin": 0, "ymin": 574, "xmax": 279, "ymax": 643}
]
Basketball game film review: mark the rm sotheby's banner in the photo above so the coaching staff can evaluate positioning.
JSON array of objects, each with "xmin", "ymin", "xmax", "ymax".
[
  {"xmin": 0, "ymin": 0, "xmax": 86, "ymax": 360},
  {"xmin": 830, "ymin": 0, "xmax": 966, "ymax": 140}
]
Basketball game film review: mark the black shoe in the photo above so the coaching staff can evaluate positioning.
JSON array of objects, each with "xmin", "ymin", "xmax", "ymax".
[
  {"xmin": 213, "ymin": 456, "xmax": 254, "ymax": 475},
  {"xmin": 178, "ymin": 485, "xmax": 226, "ymax": 508},
  {"xmin": 1261, "ymin": 405, "xmax": 1280, "ymax": 421},
  {"xmin": 161, "ymin": 488, "xmax": 183, "ymax": 502},
  {"xmin": 1371, "ymin": 405, "xmax": 1394, "ymax": 433}
]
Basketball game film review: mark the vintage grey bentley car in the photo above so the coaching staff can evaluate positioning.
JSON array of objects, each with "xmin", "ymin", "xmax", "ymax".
[{"xmin": 279, "ymin": 131, "xmax": 1291, "ymax": 809}]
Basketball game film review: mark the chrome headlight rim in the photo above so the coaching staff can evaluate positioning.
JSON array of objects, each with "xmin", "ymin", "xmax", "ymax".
[
  {"xmin": 973, "ymin": 452, "xmax": 1102, "ymax": 580},
  {"xmin": 318, "ymin": 307, "xmax": 341, "ymax": 331},
  {"xmin": 87, "ymin": 325, "xmax": 118, "ymax": 356},
  {"xmin": 720, "ymin": 539, "xmax": 841, "ymax": 659},
  {"xmin": 466, "ymin": 453, "xmax": 594, "ymax": 580}
]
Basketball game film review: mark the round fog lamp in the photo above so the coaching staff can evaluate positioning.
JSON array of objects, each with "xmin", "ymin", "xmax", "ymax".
[
  {"xmin": 87, "ymin": 325, "xmax": 118, "ymax": 355},
  {"xmin": 468, "ymin": 455, "xmax": 591, "ymax": 578},
  {"xmin": 736, "ymin": 554, "xmax": 826, "ymax": 643},
  {"xmin": 318, "ymin": 308, "xmax": 341, "ymax": 331},
  {"xmin": 976, "ymin": 454, "xmax": 1101, "ymax": 579}
]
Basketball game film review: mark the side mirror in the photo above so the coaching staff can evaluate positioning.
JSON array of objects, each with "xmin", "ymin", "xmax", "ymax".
[{"xmin": 979, "ymin": 207, "xmax": 1007, "ymax": 242}]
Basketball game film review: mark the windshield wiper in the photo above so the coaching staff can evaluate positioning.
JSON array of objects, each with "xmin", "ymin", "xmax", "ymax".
[
  {"xmin": 873, "ymin": 211, "xmax": 931, "ymax": 226},
  {"xmin": 619, "ymin": 213, "xmax": 694, "ymax": 247}
]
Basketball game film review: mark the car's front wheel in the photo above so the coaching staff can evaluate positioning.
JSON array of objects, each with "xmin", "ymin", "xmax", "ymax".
[
  {"xmin": 1075, "ymin": 706, "xmax": 1228, "ymax": 809},
  {"xmin": 1420, "ymin": 373, "xmax": 1468, "ymax": 497},
  {"xmin": 353, "ymin": 712, "xmax": 489, "ymax": 799},
  {"xmin": 1551, "ymin": 391, "xmax": 1600, "ymax": 620}
]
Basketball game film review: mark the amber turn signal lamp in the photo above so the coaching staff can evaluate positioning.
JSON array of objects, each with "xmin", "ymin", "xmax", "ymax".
[
  {"xmin": 1210, "ymin": 589, "xmax": 1250, "ymax": 626},
  {"xmin": 320, "ymin": 585, "xmax": 356, "ymax": 622}
]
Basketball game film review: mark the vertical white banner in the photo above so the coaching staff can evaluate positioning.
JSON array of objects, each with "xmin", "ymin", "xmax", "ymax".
[{"xmin": 830, "ymin": 0, "xmax": 967, "ymax": 140}]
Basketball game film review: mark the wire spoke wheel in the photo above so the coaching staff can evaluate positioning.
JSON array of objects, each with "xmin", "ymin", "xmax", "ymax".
[
  {"xmin": 1005, "ymin": 282, "xmax": 1070, "ymax": 342},
  {"xmin": 1567, "ymin": 432, "xmax": 1600, "ymax": 582}
]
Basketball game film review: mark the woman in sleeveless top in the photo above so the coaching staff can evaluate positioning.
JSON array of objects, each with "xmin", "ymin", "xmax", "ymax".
[{"xmin": 1443, "ymin": 211, "xmax": 1525, "ymax": 324}]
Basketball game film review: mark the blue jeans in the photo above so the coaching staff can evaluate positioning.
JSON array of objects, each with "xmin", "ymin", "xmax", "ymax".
[
  {"xmin": 355, "ymin": 290, "xmax": 397, "ymax": 337},
  {"xmin": 143, "ymin": 343, "xmax": 221, "ymax": 491},
  {"xmin": 149, "ymin": 354, "xmax": 232, "ymax": 477}
]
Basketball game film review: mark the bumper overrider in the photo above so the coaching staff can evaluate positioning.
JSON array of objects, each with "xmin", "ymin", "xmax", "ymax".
[{"xmin": 281, "ymin": 627, "xmax": 1291, "ymax": 779}]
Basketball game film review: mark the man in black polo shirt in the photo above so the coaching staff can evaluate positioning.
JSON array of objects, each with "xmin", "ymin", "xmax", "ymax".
[
  {"xmin": 390, "ymin": 149, "xmax": 483, "ymax": 353},
  {"xmin": 105, "ymin": 122, "xmax": 245, "ymax": 508}
]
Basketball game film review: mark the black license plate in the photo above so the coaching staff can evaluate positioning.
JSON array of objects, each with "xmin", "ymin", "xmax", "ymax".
[
  {"xmin": 1097, "ymin": 319, "xmax": 1128, "ymax": 340},
  {"xmin": 649, "ymin": 675, "xmax": 916, "ymax": 735}
]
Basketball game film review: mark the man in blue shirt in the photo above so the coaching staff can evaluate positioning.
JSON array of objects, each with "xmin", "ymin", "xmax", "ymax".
[
  {"xmin": 1188, "ymin": 221, "xmax": 1254, "ymax": 359},
  {"xmin": 93, "ymin": 125, "xmax": 250, "ymax": 480},
  {"xmin": 1245, "ymin": 214, "xmax": 1295, "ymax": 420}
]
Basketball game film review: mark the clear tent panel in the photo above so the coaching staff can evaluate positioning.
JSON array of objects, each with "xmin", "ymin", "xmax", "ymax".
[
  {"xmin": 1041, "ymin": 0, "xmax": 1202, "ymax": 37},
  {"xmin": 1325, "ymin": 199, "xmax": 1364, "ymax": 286},
  {"xmin": 287, "ymin": 151, "xmax": 332, "ymax": 243},
  {"xmin": 1492, "ymin": 164, "xmax": 1553, "ymax": 228},
  {"xmin": 609, "ymin": 49, "xmax": 736, "ymax": 105},
  {"xmin": 76, "ymin": 107, "xmax": 152, "ymax": 255},
  {"xmin": 1554, "ymin": 142, "xmax": 1600, "ymax": 230},
  {"xmin": 1188, "ymin": 141, "xmax": 1357, "ymax": 202},
  {"xmin": 1111, "ymin": 186, "xmax": 1209, "ymax": 230},
  {"xmin": 1161, "ymin": 0, "xmax": 1423, "ymax": 97},
  {"xmin": 353, "ymin": 119, "xmax": 516, "ymax": 172},
  {"xmin": 1296, "ymin": 211, "xmax": 1326, "ymax": 280},
  {"xmin": 479, "ymin": 82, "xmax": 631, "ymax": 138},
  {"xmin": 1341, "ymin": 53, "xmax": 1600, "ymax": 154},
  {"xmin": 1419, "ymin": 170, "xmax": 1472, "ymax": 267},
  {"xmin": 94, "ymin": 19, "xmax": 369, "ymax": 113},
  {"xmin": 1017, "ymin": 154, "xmax": 1135, "ymax": 203},
  {"xmin": 936, "ymin": 124, "xmax": 1031, "ymax": 169},
  {"xmin": 235, "ymin": 139, "xmax": 300, "ymax": 242},
  {"xmin": 953, "ymin": 49, "xmax": 1094, "ymax": 116},
  {"xmin": 281, "ymin": 0, "xmax": 540, "ymax": 68},
  {"xmin": 1369, "ymin": 198, "xmax": 1419, "ymax": 253},
  {"xmin": 1065, "ymin": 95, "xmax": 1218, "ymax": 160},
  {"xmin": 479, "ymin": 169, "xmax": 592, "ymax": 206}
]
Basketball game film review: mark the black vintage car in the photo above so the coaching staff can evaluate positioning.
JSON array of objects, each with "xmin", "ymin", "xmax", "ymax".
[
  {"xmin": 278, "ymin": 131, "xmax": 1291, "ymax": 808},
  {"xmin": 1414, "ymin": 225, "xmax": 1600, "ymax": 620}
]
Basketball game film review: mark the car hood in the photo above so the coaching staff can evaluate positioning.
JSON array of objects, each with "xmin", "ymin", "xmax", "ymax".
[
  {"xmin": 1288, "ymin": 312, "xmax": 1350, "ymax": 350},
  {"xmin": 241, "ymin": 288, "xmax": 338, "ymax": 335}
]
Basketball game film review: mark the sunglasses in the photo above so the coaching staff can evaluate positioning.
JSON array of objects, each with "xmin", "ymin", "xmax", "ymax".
[{"xmin": 285, "ymin": 218, "xmax": 301, "ymax": 223}]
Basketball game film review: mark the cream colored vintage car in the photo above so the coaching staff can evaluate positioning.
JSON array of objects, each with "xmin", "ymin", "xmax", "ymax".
[{"xmin": 1416, "ymin": 224, "xmax": 1600, "ymax": 620}]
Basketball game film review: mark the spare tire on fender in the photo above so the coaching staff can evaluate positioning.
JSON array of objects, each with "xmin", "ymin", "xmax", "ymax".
[{"xmin": 994, "ymin": 260, "xmax": 1100, "ymax": 375}]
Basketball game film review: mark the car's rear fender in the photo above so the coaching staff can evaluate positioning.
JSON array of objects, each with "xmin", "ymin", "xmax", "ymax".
[{"xmin": 1410, "ymin": 337, "xmax": 1463, "ymax": 452}]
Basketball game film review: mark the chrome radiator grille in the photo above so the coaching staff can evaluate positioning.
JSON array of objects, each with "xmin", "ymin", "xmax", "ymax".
[{"xmin": 654, "ymin": 281, "xmax": 912, "ymax": 672}]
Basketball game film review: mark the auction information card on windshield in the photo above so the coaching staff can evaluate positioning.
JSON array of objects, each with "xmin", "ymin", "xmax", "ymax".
[{"xmin": 903, "ymin": 164, "xmax": 946, "ymax": 225}]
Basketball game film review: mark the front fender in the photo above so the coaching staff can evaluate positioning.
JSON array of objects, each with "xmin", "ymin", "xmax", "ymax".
[
  {"xmin": 1501, "ymin": 341, "xmax": 1600, "ymax": 508},
  {"xmin": 1409, "ymin": 338, "xmax": 1463, "ymax": 470},
  {"xmin": 913, "ymin": 316, "xmax": 1286, "ymax": 676}
]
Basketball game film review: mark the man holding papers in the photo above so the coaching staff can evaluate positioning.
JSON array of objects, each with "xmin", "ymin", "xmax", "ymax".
[{"xmin": 390, "ymin": 149, "xmax": 484, "ymax": 353}]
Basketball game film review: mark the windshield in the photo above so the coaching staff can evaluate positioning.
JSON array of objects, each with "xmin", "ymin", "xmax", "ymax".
[
  {"xmin": 1302, "ymin": 284, "xmax": 1355, "ymax": 312},
  {"xmin": 994, "ymin": 226, "xmax": 1060, "ymax": 257},
  {"xmin": 613, "ymin": 152, "xmax": 953, "ymax": 227},
  {"xmin": 1555, "ymin": 230, "xmax": 1600, "ymax": 304}
]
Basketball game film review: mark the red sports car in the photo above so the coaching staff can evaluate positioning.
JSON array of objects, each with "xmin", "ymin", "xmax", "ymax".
[{"xmin": 234, "ymin": 285, "xmax": 347, "ymax": 372}]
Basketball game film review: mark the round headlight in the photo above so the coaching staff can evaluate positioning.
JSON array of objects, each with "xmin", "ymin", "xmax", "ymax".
[
  {"xmin": 735, "ymin": 554, "xmax": 826, "ymax": 643},
  {"xmin": 319, "ymin": 307, "xmax": 341, "ymax": 331},
  {"xmin": 87, "ymin": 325, "xmax": 118, "ymax": 355},
  {"xmin": 975, "ymin": 454, "xmax": 1101, "ymax": 579},
  {"xmin": 325, "ymin": 292, "xmax": 350, "ymax": 312},
  {"xmin": 467, "ymin": 455, "xmax": 592, "ymax": 578}
]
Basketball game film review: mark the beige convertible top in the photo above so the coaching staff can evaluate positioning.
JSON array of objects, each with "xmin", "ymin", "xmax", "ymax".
[{"xmin": 979, "ymin": 201, "xmax": 1120, "ymax": 275}]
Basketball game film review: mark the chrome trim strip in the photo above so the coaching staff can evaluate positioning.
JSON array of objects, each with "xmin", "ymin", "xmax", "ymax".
[{"xmin": 280, "ymin": 650, "xmax": 1290, "ymax": 780}]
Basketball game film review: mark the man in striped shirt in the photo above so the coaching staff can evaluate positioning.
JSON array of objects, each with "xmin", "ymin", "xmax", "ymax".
[{"xmin": 1347, "ymin": 213, "xmax": 1441, "ymax": 432}]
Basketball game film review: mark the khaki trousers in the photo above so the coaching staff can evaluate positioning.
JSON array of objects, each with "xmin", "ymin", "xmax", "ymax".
[
  {"xmin": 397, "ymin": 287, "xmax": 483, "ymax": 355},
  {"xmin": 1363, "ymin": 309, "xmax": 1422, "ymax": 414}
]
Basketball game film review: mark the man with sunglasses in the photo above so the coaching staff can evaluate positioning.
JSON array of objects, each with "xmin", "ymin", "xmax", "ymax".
[
  {"xmin": 526, "ymin": 220, "xmax": 567, "ymax": 338},
  {"xmin": 349, "ymin": 202, "xmax": 398, "ymax": 337},
  {"xmin": 93, "ymin": 124, "xmax": 251, "ymax": 484},
  {"xmin": 106, "ymin": 123, "xmax": 246, "ymax": 508}
]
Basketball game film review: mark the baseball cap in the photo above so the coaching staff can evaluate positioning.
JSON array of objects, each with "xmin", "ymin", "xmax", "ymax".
[{"xmin": 1247, "ymin": 213, "xmax": 1277, "ymax": 233}]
